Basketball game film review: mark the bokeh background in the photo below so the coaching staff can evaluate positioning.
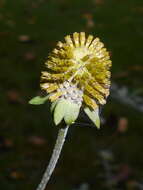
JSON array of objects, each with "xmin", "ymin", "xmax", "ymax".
[{"xmin": 1, "ymin": 0, "xmax": 143, "ymax": 189}]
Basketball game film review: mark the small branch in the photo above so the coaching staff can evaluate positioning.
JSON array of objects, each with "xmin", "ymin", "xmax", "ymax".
[{"xmin": 36, "ymin": 125, "xmax": 69, "ymax": 190}]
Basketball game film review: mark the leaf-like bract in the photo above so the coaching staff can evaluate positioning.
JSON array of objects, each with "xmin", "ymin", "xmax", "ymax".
[
  {"xmin": 64, "ymin": 101, "xmax": 81, "ymax": 125},
  {"xmin": 84, "ymin": 107, "xmax": 100, "ymax": 129},
  {"xmin": 54, "ymin": 99, "xmax": 68, "ymax": 125},
  {"xmin": 29, "ymin": 95, "xmax": 49, "ymax": 105}
]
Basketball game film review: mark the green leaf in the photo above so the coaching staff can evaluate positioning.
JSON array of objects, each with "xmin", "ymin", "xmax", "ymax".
[
  {"xmin": 29, "ymin": 95, "xmax": 49, "ymax": 105},
  {"xmin": 54, "ymin": 99, "xmax": 68, "ymax": 125},
  {"xmin": 50, "ymin": 99, "xmax": 59, "ymax": 113},
  {"xmin": 84, "ymin": 107, "xmax": 100, "ymax": 129},
  {"xmin": 64, "ymin": 101, "xmax": 81, "ymax": 125}
]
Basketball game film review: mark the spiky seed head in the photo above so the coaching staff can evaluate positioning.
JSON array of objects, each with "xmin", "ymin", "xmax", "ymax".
[{"xmin": 40, "ymin": 32, "xmax": 112, "ymax": 126}]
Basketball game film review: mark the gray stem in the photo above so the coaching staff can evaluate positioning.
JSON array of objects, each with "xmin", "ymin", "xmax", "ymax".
[{"xmin": 36, "ymin": 126, "xmax": 69, "ymax": 190}]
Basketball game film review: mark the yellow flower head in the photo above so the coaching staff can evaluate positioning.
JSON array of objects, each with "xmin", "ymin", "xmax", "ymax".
[{"xmin": 41, "ymin": 32, "xmax": 111, "ymax": 111}]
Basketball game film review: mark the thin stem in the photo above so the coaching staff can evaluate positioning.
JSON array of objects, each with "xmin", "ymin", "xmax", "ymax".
[{"xmin": 36, "ymin": 125, "xmax": 69, "ymax": 190}]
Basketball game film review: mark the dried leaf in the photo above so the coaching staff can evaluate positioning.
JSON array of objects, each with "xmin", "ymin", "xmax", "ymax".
[{"xmin": 18, "ymin": 35, "xmax": 31, "ymax": 42}]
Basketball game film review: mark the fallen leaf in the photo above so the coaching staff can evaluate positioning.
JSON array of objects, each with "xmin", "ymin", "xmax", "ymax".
[
  {"xmin": 94, "ymin": 0, "xmax": 104, "ymax": 6},
  {"xmin": 28, "ymin": 136, "xmax": 47, "ymax": 146},
  {"xmin": 117, "ymin": 117, "xmax": 128, "ymax": 133},
  {"xmin": 18, "ymin": 35, "xmax": 31, "ymax": 43},
  {"xmin": 24, "ymin": 52, "xmax": 36, "ymax": 61},
  {"xmin": 0, "ymin": 136, "xmax": 14, "ymax": 152},
  {"xmin": 83, "ymin": 13, "xmax": 95, "ymax": 28},
  {"xmin": 113, "ymin": 71, "xmax": 129, "ymax": 79},
  {"xmin": 9, "ymin": 170, "xmax": 25, "ymax": 180},
  {"xmin": 7, "ymin": 90, "xmax": 24, "ymax": 104}
]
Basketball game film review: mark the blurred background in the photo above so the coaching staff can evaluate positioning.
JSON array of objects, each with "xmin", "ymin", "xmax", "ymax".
[{"xmin": 1, "ymin": 0, "xmax": 143, "ymax": 189}]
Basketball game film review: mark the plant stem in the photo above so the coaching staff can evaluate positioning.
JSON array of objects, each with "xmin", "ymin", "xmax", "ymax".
[{"xmin": 36, "ymin": 125, "xmax": 69, "ymax": 190}]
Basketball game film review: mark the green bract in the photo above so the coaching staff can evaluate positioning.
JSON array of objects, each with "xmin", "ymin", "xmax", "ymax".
[
  {"xmin": 84, "ymin": 107, "xmax": 100, "ymax": 129},
  {"xmin": 29, "ymin": 95, "xmax": 100, "ymax": 128},
  {"xmin": 53, "ymin": 99, "xmax": 68, "ymax": 125},
  {"xmin": 53, "ymin": 99, "xmax": 81, "ymax": 125},
  {"xmin": 63, "ymin": 100, "xmax": 81, "ymax": 125},
  {"xmin": 29, "ymin": 95, "xmax": 49, "ymax": 105}
]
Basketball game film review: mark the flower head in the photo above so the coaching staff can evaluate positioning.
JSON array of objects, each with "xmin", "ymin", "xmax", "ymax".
[{"xmin": 40, "ymin": 32, "xmax": 112, "ymax": 126}]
